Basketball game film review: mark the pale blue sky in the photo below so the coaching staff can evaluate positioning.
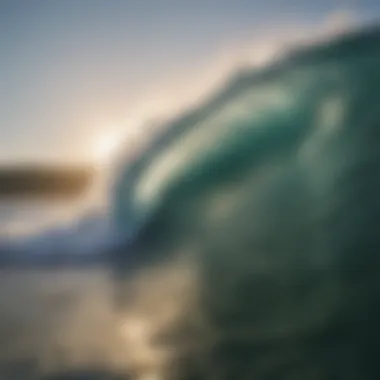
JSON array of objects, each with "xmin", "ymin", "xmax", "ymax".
[{"xmin": 0, "ymin": 0, "xmax": 379, "ymax": 165}]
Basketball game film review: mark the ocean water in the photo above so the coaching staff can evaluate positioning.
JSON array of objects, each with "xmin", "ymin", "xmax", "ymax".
[
  {"xmin": 0, "ymin": 200, "xmax": 82, "ymax": 239},
  {"xmin": 109, "ymin": 26, "xmax": 380, "ymax": 380},
  {"xmin": 0, "ymin": 26, "xmax": 379, "ymax": 380},
  {"xmin": 0, "ymin": 268, "xmax": 130, "ymax": 379}
]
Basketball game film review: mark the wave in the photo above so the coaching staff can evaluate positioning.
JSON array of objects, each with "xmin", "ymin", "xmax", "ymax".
[
  {"xmin": 113, "ymin": 24, "xmax": 380, "ymax": 241},
  {"xmin": 109, "ymin": 25, "xmax": 380, "ymax": 379}
]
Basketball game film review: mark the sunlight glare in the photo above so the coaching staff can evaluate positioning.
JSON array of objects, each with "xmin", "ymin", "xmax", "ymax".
[{"xmin": 93, "ymin": 131, "xmax": 122, "ymax": 165}]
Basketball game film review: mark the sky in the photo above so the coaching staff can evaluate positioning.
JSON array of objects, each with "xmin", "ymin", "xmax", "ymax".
[{"xmin": 1, "ymin": 0, "xmax": 379, "ymax": 167}]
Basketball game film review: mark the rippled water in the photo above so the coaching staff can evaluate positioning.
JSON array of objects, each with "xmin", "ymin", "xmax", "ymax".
[{"xmin": 0, "ymin": 268, "xmax": 130, "ymax": 379}]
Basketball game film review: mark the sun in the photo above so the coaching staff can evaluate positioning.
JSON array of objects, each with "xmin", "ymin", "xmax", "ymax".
[{"xmin": 93, "ymin": 132, "xmax": 122, "ymax": 165}]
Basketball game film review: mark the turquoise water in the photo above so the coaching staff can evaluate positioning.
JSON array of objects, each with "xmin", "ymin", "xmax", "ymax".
[{"xmin": 110, "ymin": 26, "xmax": 380, "ymax": 379}]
